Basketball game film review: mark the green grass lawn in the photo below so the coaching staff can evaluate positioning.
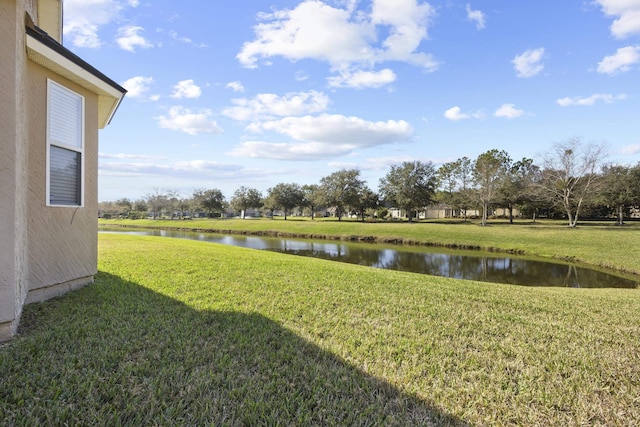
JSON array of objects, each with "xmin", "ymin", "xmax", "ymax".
[{"xmin": 1, "ymin": 232, "xmax": 639, "ymax": 425}]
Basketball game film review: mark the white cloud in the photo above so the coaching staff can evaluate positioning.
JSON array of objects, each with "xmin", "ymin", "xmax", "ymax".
[
  {"xmin": 444, "ymin": 106, "xmax": 483, "ymax": 121},
  {"xmin": 168, "ymin": 30, "xmax": 192, "ymax": 44},
  {"xmin": 156, "ymin": 106, "xmax": 223, "ymax": 135},
  {"xmin": 595, "ymin": 0, "xmax": 640, "ymax": 38},
  {"xmin": 170, "ymin": 80, "xmax": 202, "ymax": 99},
  {"xmin": 222, "ymin": 91, "xmax": 330, "ymax": 121},
  {"xmin": 237, "ymin": 0, "xmax": 439, "ymax": 78},
  {"xmin": 237, "ymin": 1, "xmax": 373, "ymax": 69},
  {"xmin": 329, "ymin": 156, "xmax": 418, "ymax": 171},
  {"xmin": 494, "ymin": 103, "xmax": 524, "ymax": 119},
  {"xmin": 121, "ymin": 76, "xmax": 155, "ymax": 99},
  {"xmin": 248, "ymin": 114, "xmax": 413, "ymax": 145},
  {"xmin": 512, "ymin": 48, "xmax": 545, "ymax": 78},
  {"xmin": 116, "ymin": 25, "xmax": 154, "ymax": 52},
  {"xmin": 597, "ymin": 45, "xmax": 640, "ymax": 74},
  {"xmin": 295, "ymin": 71, "xmax": 310, "ymax": 81},
  {"xmin": 369, "ymin": 0, "xmax": 437, "ymax": 67},
  {"xmin": 99, "ymin": 152, "xmax": 165, "ymax": 160},
  {"xmin": 327, "ymin": 69, "xmax": 397, "ymax": 88},
  {"xmin": 466, "ymin": 4, "xmax": 486, "ymax": 30},
  {"xmin": 228, "ymin": 141, "xmax": 355, "ymax": 160},
  {"xmin": 99, "ymin": 159, "xmax": 243, "ymax": 179},
  {"xmin": 167, "ymin": 30, "xmax": 207, "ymax": 48},
  {"xmin": 63, "ymin": 0, "xmax": 136, "ymax": 48},
  {"xmin": 620, "ymin": 143, "xmax": 640, "ymax": 155},
  {"xmin": 444, "ymin": 106, "xmax": 466, "ymax": 121},
  {"xmin": 226, "ymin": 81, "xmax": 245, "ymax": 93},
  {"xmin": 231, "ymin": 114, "xmax": 413, "ymax": 160},
  {"xmin": 556, "ymin": 93, "xmax": 627, "ymax": 106}
]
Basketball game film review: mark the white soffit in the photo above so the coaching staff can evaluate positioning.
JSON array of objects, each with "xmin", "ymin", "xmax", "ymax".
[{"xmin": 26, "ymin": 34, "xmax": 124, "ymax": 129}]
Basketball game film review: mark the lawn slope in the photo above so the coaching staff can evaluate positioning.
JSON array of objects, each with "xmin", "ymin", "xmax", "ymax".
[{"xmin": 1, "ymin": 234, "xmax": 639, "ymax": 425}]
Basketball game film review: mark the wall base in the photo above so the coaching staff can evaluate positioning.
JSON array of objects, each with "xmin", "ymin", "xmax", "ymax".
[
  {"xmin": 0, "ymin": 319, "xmax": 18, "ymax": 343},
  {"xmin": 25, "ymin": 275, "xmax": 94, "ymax": 305},
  {"xmin": 0, "ymin": 276, "xmax": 94, "ymax": 342}
]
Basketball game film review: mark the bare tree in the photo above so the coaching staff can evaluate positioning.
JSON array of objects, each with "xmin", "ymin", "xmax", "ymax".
[{"xmin": 538, "ymin": 138, "xmax": 607, "ymax": 227}]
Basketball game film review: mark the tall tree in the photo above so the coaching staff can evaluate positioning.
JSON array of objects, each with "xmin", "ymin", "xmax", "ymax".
[
  {"xmin": 301, "ymin": 184, "xmax": 323, "ymax": 220},
  {"xmin": 437, "ymin": 157, "xmax": 474, "ymax": 221},
  {"xmin": 319, "ymin": 169, "xmax": 365, "ymax": 221},
  {"xmin": 538, "ymin": 138, "xmax": 606, "ymax": 227},
  {"xmin": 599, "ymin": 163, "xmax": 639, "ymax": 225},
  {"xmin": 379, "ymin": 161, "xmax": 437, "ymax": 222},
  {"xmin": 498, "ymin": 157, "xmax": 538, "ymax": 224},
  {"xmin": 261, "ymin": 192, "xmax": 278, "ymax": 219},
  {"xmin": 230, "ymin": 186, "xmax": 263, "ymax": 219},
  {"xmin": 145, "ymin": 188, "xmax": 170, "ymax": 219},
  {"xmin": 133, "ymin": 199, "xmax": 148, "ymax": 213},
  {"xmin": 267, "ymin": 183, "xmax": 304, "ymax": 220},
  {"xmin": 165, "ymin": 190, "xmax": 181, "ymax": 219},
  {"xmin": 353, "ymin": 186, "xmax": 379, "ymax": 222},
  {"xmin": 114, "ymin": 198, "xmax": 132, "ymax": 215},
  {"xmin": 174, "ymin": 197, "xmax": 191, "ymax": 219},
  {"xmin": 193, "ymin": 188, "xmax": 226, "ymax": 218},
  {"xmin": 472, "ymin": 150, "xmax": 511, "ymax": 226}
]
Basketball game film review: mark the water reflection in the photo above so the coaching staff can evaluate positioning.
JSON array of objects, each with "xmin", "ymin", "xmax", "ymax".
[{"xmin": 100, "ymin": 228, "xmax": 639, "ymax": 289}]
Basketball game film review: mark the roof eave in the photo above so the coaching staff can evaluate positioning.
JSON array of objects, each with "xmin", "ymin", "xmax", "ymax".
[{"xmin": 25, "ymin": 26, "xmax": 126, "ymax": 129}]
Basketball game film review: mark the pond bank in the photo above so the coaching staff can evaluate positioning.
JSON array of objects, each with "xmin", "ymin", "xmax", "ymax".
[
  {"xmin": 100, "ymin": 222, "xmax": 524, "ymax": 253},
  {"xmin": 99, "ymin": 219, "xmax": 640, "ymax": 280},
  {"xmin": 101, "ymin": 227, "xmax": 639, "ymax": 288}
]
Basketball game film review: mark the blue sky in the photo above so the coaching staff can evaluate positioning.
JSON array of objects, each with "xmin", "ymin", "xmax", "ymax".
[{"xmin": 62, "ymin": 0, "xmax": 640, "ymax": 202}]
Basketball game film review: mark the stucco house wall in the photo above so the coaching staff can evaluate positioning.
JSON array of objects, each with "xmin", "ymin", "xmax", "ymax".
[
  {"xmin": 25, "ymin": 64, "xmax": 101, "ymax": 303},
  {"xmin": 0, "ymin": 0, "xmax": 125, "ymax": 340},
  {"xmin": 1, "ymin": 0, "xmax": 33, "ymax": 340}
]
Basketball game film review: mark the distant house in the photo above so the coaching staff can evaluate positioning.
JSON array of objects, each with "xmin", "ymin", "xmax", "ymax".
[
  {"xmin": 389, "ymin": 205, "xmax": 482, "ymax": 220},
  {"xmin": 1, "ymin": 0, "xmax": 126, "ymax": 341}
]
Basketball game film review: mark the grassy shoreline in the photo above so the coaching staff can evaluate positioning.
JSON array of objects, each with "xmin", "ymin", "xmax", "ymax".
[
  {"xmin": 2, "ymin": 233, "xmax": 639, "ymax": 425},
  {"xmin": 100, "ymin": 217, "xmax": 640, "ymax": 276}
]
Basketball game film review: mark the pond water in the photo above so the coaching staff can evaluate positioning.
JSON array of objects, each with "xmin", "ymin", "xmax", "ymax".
[{"xmin": 99, "ymin": 227, "xmax": 639, "ymax": 289}]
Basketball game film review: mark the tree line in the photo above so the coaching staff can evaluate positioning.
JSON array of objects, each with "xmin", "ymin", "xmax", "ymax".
[{"xmin": 99, "ymin": 138, "xmax": 640, "ymax": 227}]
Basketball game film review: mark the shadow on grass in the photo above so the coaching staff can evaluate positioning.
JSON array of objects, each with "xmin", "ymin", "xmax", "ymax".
[{"xmin": 1, "ymin": 272, "xmax": 470, "ymax": 426}]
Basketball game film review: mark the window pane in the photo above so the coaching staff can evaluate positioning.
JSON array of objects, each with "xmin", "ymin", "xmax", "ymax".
[{"xmin": 50, "ymin": 146, "xmax": 81, "ymax": 205}]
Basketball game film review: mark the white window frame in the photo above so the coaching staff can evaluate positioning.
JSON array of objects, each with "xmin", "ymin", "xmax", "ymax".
[{"xmin": 46, "ymin": 79, "xmax": 85, "ymax": 207}]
